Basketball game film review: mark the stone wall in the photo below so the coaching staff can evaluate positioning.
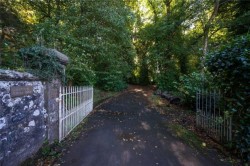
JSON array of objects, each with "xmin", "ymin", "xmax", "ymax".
[
  {"xmin": 0, "ymin": 48, "xmax": 68, "ymax": 166},
  {"xmin": 0, "ymin": 70, "xmax": 58, "ymax": 166}
]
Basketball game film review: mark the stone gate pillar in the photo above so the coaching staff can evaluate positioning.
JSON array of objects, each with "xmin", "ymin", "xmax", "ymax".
[{"xmin": 43, "ymin": 49, "xmax": 69, "ymax": 143}]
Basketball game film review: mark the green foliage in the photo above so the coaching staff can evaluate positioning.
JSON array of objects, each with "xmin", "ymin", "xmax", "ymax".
[
  {"xmin": 33, "ymin": 0, "xmax": 135, "ymax": 89},
  {"xmin": 66, "ymin": 59, "xmax": 96, "ymax": 86},
  {"xmin": 18, "ymin": 46, "xmax": 64, "ymax": 81},
  {"xmin": 174, "ymin": 72, "xmax": 213, "ymax": 105},
  {"xmin": 0, "ymin": 0, "xmax": 36, "ymax": 69},
  {"xmin": 155, "ymin": 69, "xmax": 179, "ymax": 91},
  {"xmin": 229, "ymin": 1, "xmax": 250, "ymax": 35},
  {"xmin": 236, "ymin": 122, "xmax": 250, "ymax": 162},
  {"xmin": 1, "ymin": 0, "xmax": 135, "ymax": 90},
  {"xmin": 97, "ymin": 71, "xmax": 127, "ymax": 91},
  {"xmin": 206, "ymin": 36, "xmax": 250, "ymax": 96},
  {"xmin": 41, "ymin": 140, "xmax": 61, "ymax": 157},
  {"xmin": 206, "ymin": 35, "xmax": 250, "ymax": 162},
  {"xmin": 131, "ymin": 0, "xmax": 198, "ymax": 87}
]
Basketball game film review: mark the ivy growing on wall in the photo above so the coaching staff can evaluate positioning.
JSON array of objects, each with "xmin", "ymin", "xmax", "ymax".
[{"xmin": 18, "ymin": 46, "xmax": 65, "ymax": 81}]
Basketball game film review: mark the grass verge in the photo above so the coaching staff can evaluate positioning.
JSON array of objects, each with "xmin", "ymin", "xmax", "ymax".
[
  {"xmin": 168, "ymin": 123, "xmax": 204, "ymax": 150},
  {"xmin": 94, "ymin": 88, "xmax": 119, "ymax": 106},
  {"xmin": 149, "ymin": 93, "xmax": 240, "ymax": 165}
]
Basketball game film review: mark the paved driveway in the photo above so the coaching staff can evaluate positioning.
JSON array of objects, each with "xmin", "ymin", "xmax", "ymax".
[{"xmin": 59, "ymin": 89, "xmax": 229, "ymax": 166}]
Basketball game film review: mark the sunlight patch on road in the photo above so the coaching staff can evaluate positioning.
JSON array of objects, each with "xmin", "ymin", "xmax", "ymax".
[
  {"xmin": 141, "ymin": 121, "xmax": 151, "ymax": 130},
  {"xmin": 170, "ymin": 142, "xmax": 201, "ymax": 166}
]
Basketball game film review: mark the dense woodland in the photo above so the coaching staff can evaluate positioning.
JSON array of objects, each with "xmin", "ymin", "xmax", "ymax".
[{"xmin": 0, "ymin": 0, "xmax": 249, "ymax": 162}]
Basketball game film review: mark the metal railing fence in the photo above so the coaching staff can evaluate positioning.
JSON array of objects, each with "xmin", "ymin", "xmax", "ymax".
[
  {"xmin": 59, "ymin": 86, "xmax": 93, "ymax": 142},
  {"xmin": 196, "ymin": 90, "xmax": 232, "ymax": 142}
]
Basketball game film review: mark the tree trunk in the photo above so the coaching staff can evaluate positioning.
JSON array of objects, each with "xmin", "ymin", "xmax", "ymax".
[
  {"xmin": 179, "ymin": 54, "xmax": 188, "ymax": 74},
  {"xmin": 147, "ymin": 0, "xmax": 158, "ymax": 23},
  {"xmin": 165, "ymin": 0, "xmax": 172, "ymax": 16},
  {"xmin": 47, "ymin": 0, "xmax": 51, "ymax": 18},
  {"xmin": 203, "ymin": 0, "xmax": 220, "ymax": 56},
  {"xmin": 56, "ymin": 0, "xmax": 61, "ymax": 23}
]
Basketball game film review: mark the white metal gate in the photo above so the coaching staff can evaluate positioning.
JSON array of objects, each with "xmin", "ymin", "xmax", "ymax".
[
  {"xmin": 196, "ymin": 90, "xmax": 232, "ymax": 142},
  {"xmin": 59, "ymin": 86, "xmax": 93, "ymax": 141}
]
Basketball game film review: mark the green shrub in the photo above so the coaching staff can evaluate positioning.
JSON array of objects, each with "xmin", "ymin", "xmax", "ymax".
[
  {"xmin": 206, "ymin": 34, "xmax": 250, "ymax": 162},
  {"xmin": 156, "ymin": 70, "xmax": 179, "ymax": 91},
  {"xmin": 174, "ymin": 72, "xmax": 213, "ymax": 106},
  {"xmin": 66, "ymin": 59, "xmax": 96, "ymax": 86},
  {"xmin": 97, "ymin": 71, "xmax": 127, "ymax": 91},
  {"xmin": 206, "ymin": 35, "xmax": 250, "ymax": 97}
]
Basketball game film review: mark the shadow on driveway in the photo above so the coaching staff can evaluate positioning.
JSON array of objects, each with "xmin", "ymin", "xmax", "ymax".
[{"xmin": 59, "ymin": 88, "xmax": 229, "ymax": 166}]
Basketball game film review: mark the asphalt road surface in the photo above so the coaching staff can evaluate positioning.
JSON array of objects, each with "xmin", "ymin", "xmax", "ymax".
[{"xmin": 59, "ymin": 89, "xmax": 229, "ymax": 166}]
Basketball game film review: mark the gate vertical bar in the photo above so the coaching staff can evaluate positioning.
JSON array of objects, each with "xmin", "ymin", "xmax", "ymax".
[
  {"xmin": 196, "ymin": 91, "xmax": 198, "ymax": 126},
  {"xmin": 59, "ymin": 87, "xmax": 62, "ymax": 141}
]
